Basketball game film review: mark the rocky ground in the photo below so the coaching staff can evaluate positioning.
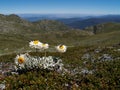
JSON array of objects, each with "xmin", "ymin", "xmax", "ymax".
[{"xmin": 0, "ymin": 45, "xmax": 120, "ymax": 89}]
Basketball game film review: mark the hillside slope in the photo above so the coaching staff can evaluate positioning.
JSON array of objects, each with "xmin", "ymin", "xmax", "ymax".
[
  {"xmin": 85, "ymin": 22, "xmax": 120, "ymax": 34},
  {"xmin": 0, "ymin": 14, "xmax": 120, "ymax": 55},
  {"xmin": 0, "ymin": 14, "xmax": 74, "ymax": 33},
  {"xmin": 0, "ymin": 14, "xmax": 92, "ymax": 54}
]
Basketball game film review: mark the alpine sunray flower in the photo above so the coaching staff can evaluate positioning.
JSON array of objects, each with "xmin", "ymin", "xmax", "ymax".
[
  {"xmin": 56, "ymin": 45, "xmax": 67, "ymax": 53},
  {"xmin": 42, "ymin": 43, "xmax": 49, "ymax": 50},
  {"xmin": 15, "ymin": 54, "xmax": 26, "ymax": 69},
  {"xmin": 29, "ymin": 40, "xmax": 42, "ymax": 49}
]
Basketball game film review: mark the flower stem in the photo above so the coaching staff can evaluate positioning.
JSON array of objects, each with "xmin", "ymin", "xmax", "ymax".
[{"xmin": 44, "ymin": 50, "xmax": 46, "ymax": 57}]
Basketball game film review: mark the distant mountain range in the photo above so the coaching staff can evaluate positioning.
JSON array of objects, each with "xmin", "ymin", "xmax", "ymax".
[
  {"xmin": 65, "ymin": 15, "xmax": 120, "ymax": 29},
  {"xmin": 1, "ymin": 13, "xmax": 120, "ymax": 34},
  {"xmin": 19, "ymin": 14, "xmax": 120, "ymax": 29}
]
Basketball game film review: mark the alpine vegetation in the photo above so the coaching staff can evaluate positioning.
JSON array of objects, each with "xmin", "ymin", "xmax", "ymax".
[
  {"xmin": 14, "ymin": 53, "xmax": 64, "ymax": 74},
  {"xmin": 14, "ymin": 40, "xmax": 67, "ymax": 74}
]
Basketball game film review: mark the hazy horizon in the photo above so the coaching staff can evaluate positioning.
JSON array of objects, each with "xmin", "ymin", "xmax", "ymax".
[{"xmin": 1, "ymin": 13, "xmax": 120, "ymax": 19}]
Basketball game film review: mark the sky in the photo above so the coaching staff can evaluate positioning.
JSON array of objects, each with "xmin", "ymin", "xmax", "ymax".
[{"xmin": 0, "ymin": 0, "xmax": 120, "ymax": 15}]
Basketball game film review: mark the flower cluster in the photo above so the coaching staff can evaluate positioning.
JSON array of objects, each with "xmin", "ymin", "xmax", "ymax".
[
  {"xmin": 13, "ymin": 40, "xmax": 67, "ymax": 74},
  {"xmin": 29, "ymin": 40, "xmax": 49, "ymax": 50},
  {"xmin": 29, "ymin": 40, "xmax": 67, "ymax": 53},
  {"xmin": 14, "ymin": 53, "xmax": 64, "ymax": 73}
]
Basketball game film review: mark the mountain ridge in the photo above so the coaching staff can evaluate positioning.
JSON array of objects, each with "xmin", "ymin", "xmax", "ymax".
[
  {"xmin": 68, "ymin": 15, "xmax": 120, "ymax": 29},
  {"xmin": 0, "ymin": 14, "xmax": 75, "ymax": 33},
  {"xmin": 20, "ymin": 14, "xmax": 120, "ymax": 29}
]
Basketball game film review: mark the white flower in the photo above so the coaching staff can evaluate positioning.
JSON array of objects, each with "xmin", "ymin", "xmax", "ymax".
[
  {"xmin": 29, "ymin": 40, "xmax": 42, "ymax": 49},
  {"xmin": 56, "ymin": 45, "xmax": 67, "ymax": 53},
  {"xmin": 42, "ymin": 43, "xmax": 49, "ymax": 50},
  {"xmin": 15, "ymin": 54, "xmax": 26, "ymax": 68}
]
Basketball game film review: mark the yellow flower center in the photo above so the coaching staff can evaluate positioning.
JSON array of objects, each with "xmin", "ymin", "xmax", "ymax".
[
  {"xmin": 33, "ymin": 40, "xmax": 39, "ymax": 44},
  {"xmin": 18, "ymin": 57, "xmax": 25, "ymax": 64},
  {"xmin": 59, "ymin": 45, "xmax": 64, "ymax": 49},
  {"xmin": 42, "ymin": 43, "xmax": 46, "ymax": 47}
]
